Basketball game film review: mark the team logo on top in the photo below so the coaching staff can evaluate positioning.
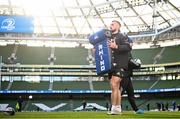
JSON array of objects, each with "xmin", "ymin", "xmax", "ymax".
[{"xmin": 1, "ymin": 18, "xmax": 15, "ymax": 30}]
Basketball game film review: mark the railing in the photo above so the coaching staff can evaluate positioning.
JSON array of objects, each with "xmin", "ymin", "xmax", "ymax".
[
  {"xmin": 0, "ymin": 62, "xmax": 180, "ymax": 76},
  {"xmin": 0, "ymin": 56, "xmax": 2, "ymax": 90},
  {"xmin": 1, "ymin": 88, "xmax": 180, "ymax": 94}
]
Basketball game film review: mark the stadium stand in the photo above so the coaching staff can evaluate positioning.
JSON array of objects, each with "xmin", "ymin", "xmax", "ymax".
[
  {"xmin": 1, "ymin": 81, "xmax": 9, "ymax": 90},
  {"xmin": 92, "ymin": 81, "xmax": 110, "ymax": 90},
  {"xmin": 132, "ymin": 45, "xmax": 180, "ymax": 64},
  {"xmin": 92, "ymin": 80, "xmax": 180, "ymax": 90},
  {"xmin": 1, "ymin": 45, "xmax": 179, "ymax": 65},
  {"xmin": 132, "ymin": 47, "xmax": 162, "ymax": 64},
  {"xmin": 1, "ymin": 79, "xmax": 180, "ymax": 91},
  {"xmin": 54, "ymin": 47, "xmax": 89, "ymax": 65},
  {"xmin": 0, "ymin": 45, "xmax": 89, "ymax": 65},
  {"xmin": 157, "ymin": 45, "xmax": 180, "ymax": 64},
  {"xmin": 132, "ymin": 80, "xmax": 157, "ymax": 90},
  {"xmin": 151, "ymin": 80, "xmax": 180, "ymax": 89},
  {"xmin": 10, "ymin": 81, "xmax": 49, "ymax": 90},
  {"xmin": 0, "ymin": 45, "xmax": 14, "ymax": 64},
  {"xmin": 16, "ymin": 45, "xmax": 51, "ymax": 64},
  {"xmin": 53, "ymin": 81, "xmax": 90, "ymax": 90}
]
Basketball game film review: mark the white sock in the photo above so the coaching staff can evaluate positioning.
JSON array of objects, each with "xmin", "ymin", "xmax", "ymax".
[{"xmin": 112, "ymin": 105, "xmax": 116, "ymax": 108}]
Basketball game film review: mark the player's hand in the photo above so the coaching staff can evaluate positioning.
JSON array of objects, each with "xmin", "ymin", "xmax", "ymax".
[{"xmin": 108, "ymin": 40, "xmax": 118, "ymax": 49}]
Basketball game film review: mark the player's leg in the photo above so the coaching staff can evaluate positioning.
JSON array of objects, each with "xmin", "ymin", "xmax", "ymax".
[
  {"xmin": 109, "ymin": 75, "xmax": 122, "ymax": 114},
  {"xmin": 126, "ymin": 77, "xmax": 144, "ymax": 114},
  {"xmin": 126, "ymin": 77, "xmax": 138, "ymax": 111}
]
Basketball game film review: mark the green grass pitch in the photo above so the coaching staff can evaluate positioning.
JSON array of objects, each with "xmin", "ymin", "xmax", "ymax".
[{"xmin": 0, "ymin": 111, "xmax": 180, "ymax": 119}]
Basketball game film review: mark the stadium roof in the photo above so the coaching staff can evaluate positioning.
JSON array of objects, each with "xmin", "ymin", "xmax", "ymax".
[{"xmin": 0, "ymin": 0, "xmax": 180, "ymax": 38}]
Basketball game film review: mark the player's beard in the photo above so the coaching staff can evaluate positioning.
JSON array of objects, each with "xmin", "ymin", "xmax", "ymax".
[
  {"xmin": 111, "ymin": 29, "xmax": 118, "ymax": 34},
  {"xmin": 110, "ymin": 28, "xmax": 116, "ymax": 33}
]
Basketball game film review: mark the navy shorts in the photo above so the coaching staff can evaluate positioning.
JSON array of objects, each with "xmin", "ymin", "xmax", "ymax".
[{"xmin": 108, "ymin": 68, "xmax": 129, "ymax": 80}]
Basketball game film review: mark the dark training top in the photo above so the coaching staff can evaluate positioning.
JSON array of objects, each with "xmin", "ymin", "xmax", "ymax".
[{"xmin": 110, "ymin": 32, "xmax": 132, "ymax": 70}]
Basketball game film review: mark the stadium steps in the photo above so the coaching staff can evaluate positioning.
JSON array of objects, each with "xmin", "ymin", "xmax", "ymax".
[
  {"xmin": 49, "ymin": 81, "xmax": 53, "ymax": 90},
  {"xmin": 153, "ymin": 47, "xmax": 165, "ymax": 64},
  {"xmin": 88, "ymin": 77, "xmax": 94, "ymax": 90},
  {"xmin": 149, "ymin": 79, "xmax": 161, "ymax": 89},
  {"xmin": 7, "ymin": 81, "xmax": 13, "ymax": 90}
]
